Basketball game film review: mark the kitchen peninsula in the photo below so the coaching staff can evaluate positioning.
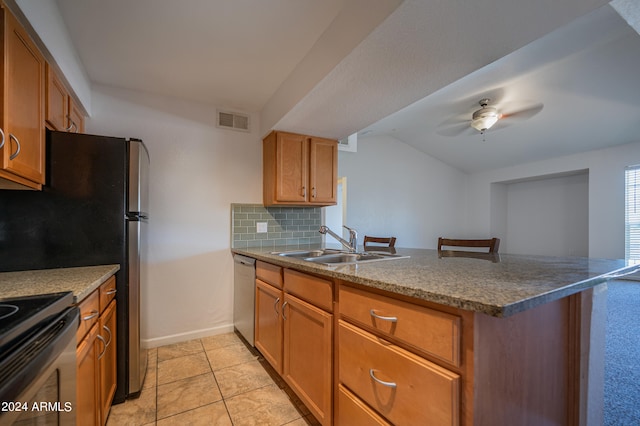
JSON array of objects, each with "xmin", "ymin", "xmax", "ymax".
[{"xmin": 232, "ymin": 245, "xmax": 638, "ymax": 425}]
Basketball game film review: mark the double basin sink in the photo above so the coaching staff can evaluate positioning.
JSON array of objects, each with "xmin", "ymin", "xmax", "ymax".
[{"xmin": 272, "ymin": 249, "xmax": 409, "ymax": 265}]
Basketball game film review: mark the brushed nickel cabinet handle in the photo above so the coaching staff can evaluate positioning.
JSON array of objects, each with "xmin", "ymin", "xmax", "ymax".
[
  {"xmin": 97, "ymin": 334, "xmax": 107, "ymax": 360},
  {"xmin": 9, "ymin": 134, "xmax": 20, "ymax": 160},
  {"xmin": 369, "ymin": 369, "xmax": 397, "ymax": 388},
  {"xmin": 274, "ymin": 297, "xmax": 280, "ymax": 315},
  {"xmin": 64, "ymin": 118, "xmax": 73, "ymax": 132},
  {"xmin": 105, "ymin": 289, "xmax": 117, "ymax": 295},
  {"xmin": 370, "ymin": 309, "xmax": 398, "ymax": 323},
  {"xmin": 0, "ymin": 128, "xmax": 4, "ymax": 149},
  {"xmin": 103, "ymin": 325, "xmax": 112, "ymax": 346},
  {"xmin": 82, "ymin": 310, "xmax": 99, "ymax": 321},
  {"xmin": 282, "ymin": 301, "xmax": 288, "ymax": 320}
]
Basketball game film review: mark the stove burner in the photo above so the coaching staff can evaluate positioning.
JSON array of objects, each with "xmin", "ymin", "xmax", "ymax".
[{"xmin": 0, "ymin": 304, "xmax": 19, "ymax": 320}]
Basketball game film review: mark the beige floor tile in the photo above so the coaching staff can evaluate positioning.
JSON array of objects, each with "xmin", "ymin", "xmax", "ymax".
[
  {"xmin": 156, "ymin": 401, "xmax": 231, "ymax": 426},
  {"xmin": 201, "ymin": 332, "xmax": 242, "ymax": 351},
  {"xmin": 205, "ymin": 342, "xmax": 258, "ymax": 371},
  {"xmin": 214, "ymin": 359, "xmax": 275, "ymax": 398},
  {"xmin": 147, "ymin": 348, "xmax": 158, "ymax": 368},
  {"xmin": 157, "ymin": 339, "xmax": 204, "ymax": 362},
  {"xmin": 157, "ymin": 352, "xmax": 211, "ymax": 385},
  {"xmin": 143, "ymin": 359, "xmax": 157, "ymax": 390},
  {"xmin": 225, "ymin": 384, "xmax": 302, "ymax": 426},
  {"xmin": 106, "ymin": 386, "xmax": 156, "ymax": 426},
  {"xmin": 157, "ymin": 372, "xmax": 222, "ymax": 419}
]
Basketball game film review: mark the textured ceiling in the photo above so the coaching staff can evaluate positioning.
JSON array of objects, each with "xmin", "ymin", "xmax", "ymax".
[{"xmin": 53, "ymin": 0, "xmax": 640, "ymax": 173}]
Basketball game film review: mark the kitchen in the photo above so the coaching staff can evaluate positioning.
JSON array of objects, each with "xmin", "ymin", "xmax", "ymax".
[{"xmin": 1, "ymin": 0, "xmax": 640, "ymax": 425}]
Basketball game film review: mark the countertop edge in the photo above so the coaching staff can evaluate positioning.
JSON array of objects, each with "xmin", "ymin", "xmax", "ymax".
[
  {"xmin": 232, "ymin": 247, "xmax": 634, "ymax": 318},
  {"xmin": 0, "ymin": 264, "xmax": 121, "ymax": 303}
]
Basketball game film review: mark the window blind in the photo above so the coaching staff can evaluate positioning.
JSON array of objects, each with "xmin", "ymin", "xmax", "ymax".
[{"xmin": 625, "ymin": 165, "xmax": 640, "ymax": 260}]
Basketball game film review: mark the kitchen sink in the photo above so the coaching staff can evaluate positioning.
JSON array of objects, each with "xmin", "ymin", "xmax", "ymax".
[
  {"xmin": 272, "ymin": 249, "xmax": 409, "ymax": 265},
  {"xmin": 274, "ymin": 249, "xmax": 343, "ymax": 259}
]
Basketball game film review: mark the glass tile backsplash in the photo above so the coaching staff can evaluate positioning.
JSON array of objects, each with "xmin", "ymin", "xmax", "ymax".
[{"xmin": 231, "ymin": 204, "xmax": 322, "ymax": 249}]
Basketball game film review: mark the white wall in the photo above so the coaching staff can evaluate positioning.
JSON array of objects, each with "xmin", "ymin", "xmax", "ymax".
[
  {"xmin": 87, "ymin": 85, "xmax": 263, "ymax": 347},
  {"xmin": 338, "ymin": 134, "xmax": 469, "ymax": 248},
  {"xmin": 498, "ymin": 172, "xmax": 589, "ymax": 256},
  {"xmin": 467, "ymin": 140, "xmax": 640, "ymax": 259}
]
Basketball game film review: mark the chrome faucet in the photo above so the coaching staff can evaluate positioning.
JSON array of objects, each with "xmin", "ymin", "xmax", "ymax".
[{"xmin": 319, "ymin": 225, "xmax": 358, "ymax": 252}]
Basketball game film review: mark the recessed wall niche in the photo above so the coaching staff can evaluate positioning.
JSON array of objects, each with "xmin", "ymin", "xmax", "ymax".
[{"xmin": 490, "ymin": 170, "xmax": 589, "ymax": 257}]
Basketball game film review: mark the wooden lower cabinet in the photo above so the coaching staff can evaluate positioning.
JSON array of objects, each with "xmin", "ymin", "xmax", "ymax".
[
  {"xmin": 255, "ymin": 278, "xmax": 284, "ymax": 373},
  {"xmin": 283, "ymin": 293, "xmax": 333, "ymax": 425},
  {"xmin": 76, "ymin": 323, "xmax": 100, "ymax": 426},
  {"xmin": 76, "ymin": 276, "xmax": 118, "ymax": 425},
  {"xmin": 339, "ymin": 320, "xmax": 459, "ymax": 425},
  {"xmin": 254, "ymin": 263, "xmax": 334, "ymax": 425},
  {"xmin": 337, "ymin": 385, "xmax": 390, "ymax": 426},
  {"xmin": 99, "ymin": 300, "xmax": 117, "ymax": 425}
]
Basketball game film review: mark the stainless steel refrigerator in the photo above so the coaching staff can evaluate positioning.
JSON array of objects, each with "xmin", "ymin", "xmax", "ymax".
[{"xmin": 0, "ymin": 130, "xmax": 149, "ymax": 402}]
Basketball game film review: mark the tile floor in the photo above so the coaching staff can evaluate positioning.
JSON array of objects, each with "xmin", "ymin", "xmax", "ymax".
[{"xmin": 106, "ymin": 333, "xmax": 320, "ymax": 426}]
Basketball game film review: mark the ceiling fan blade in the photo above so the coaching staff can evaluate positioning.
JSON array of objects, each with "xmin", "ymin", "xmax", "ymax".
[{"xmin": 500, "ymin": 102, "xmax": 544, "ymax": 121}]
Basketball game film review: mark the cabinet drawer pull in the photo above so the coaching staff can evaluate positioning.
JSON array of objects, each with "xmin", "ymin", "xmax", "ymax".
[
  {"xmin": 302, "ymin": 186, "xmax": 307, "ymax": 197},
  {"xmin": 103, "ymin": 325, "xmax": 113, "ymax": 346},
  {"xmin": 82, "ymin": 310, "xmax": 99, "ymax": 321},
  {"xmin": 97, "ymin": 334, "xmax": 107, "ymax": 360},
  {"xmin": 9, "ymin": 134, "xmax": 21, "ymax": 160},
  {"xmin": 105, "ymin": 289, "xmax": 117, "ymax": 295},
  {"xmin": 274, "ymin": 297, "xmax": 280, "ymax": 315},
  {"xmin": 370, "ymin": 309, "xmax": 398, "ymax": 323},
  {"xmin": 312, "ymin": 187, "xmax": 316, "ymax": 198},
  {"xmin": 282, "ymin": 301, "xmax": 288, "ymax": 320},
  {"xmin": 369, "ymin": 369, "xmax": 397, "ymax": 388},
  {"xmin": 0, "ymin": 128, "xmax": 4, "ymax": 149},
  {"xmin": 64, "ymin": 116, "xmax": 74, "ymax": 132}
]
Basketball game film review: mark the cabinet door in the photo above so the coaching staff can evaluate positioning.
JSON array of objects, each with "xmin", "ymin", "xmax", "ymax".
[
  {"xmin": 309, "ymin": 137, "xmax": 337, "ymax": 205},
  {"xmin": 255, "ymin": 279, "xmax": 283, "ymax": 374},
  {"xmin": 283, "ymin": 293, "xmax": 332, "ymax": 425},
  {"xmin": 45, "ymin": 64, "xmax": 69, "ymax": 131},
  {"xmin": 1, "ymin": 8, "xmax": 45, "ymax": 186},
  {"xmin": 99, "ymin": 300, "xmax": 117, "ymax": 425},
  {"xmin": 275, "ymin": 132, "xmax": 308, "ymax": 202},
  {"xmin": 68, "ymin": 97, "xmax": 85, "ymax": 133},
  {"xmin": 76, "ymin": 323, "xmax": 100, "ymax": 426}
]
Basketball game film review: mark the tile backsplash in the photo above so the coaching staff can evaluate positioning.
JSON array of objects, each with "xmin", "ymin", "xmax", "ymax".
[{"xmin": 231, "ymin": 204, "xmax": 322, "ymax": 249}]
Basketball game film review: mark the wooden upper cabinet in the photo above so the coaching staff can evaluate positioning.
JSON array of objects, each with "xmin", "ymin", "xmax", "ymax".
[
  {"xmin": 0, "ymin": 6, "xmax": 45, "ymax": 189},
  {"xmin": 45, "ymin": 63, "xmax": 69, "ymax": 131},
  {"xmin": 46, "ymin": 64, "xmax": 85, "ymax": 133},
  {"xmin": 263, "ymin": 131, "xmax": 337, "ymax": 206},
  {"xmin": 68, "ymin": 97, "xmax": 85, "ymax": 133}
]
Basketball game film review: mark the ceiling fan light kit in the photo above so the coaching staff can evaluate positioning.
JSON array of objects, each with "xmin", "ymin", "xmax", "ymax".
[{"xmin": 470, "ymin": 98, "xmax": 500, "ymax": 133}]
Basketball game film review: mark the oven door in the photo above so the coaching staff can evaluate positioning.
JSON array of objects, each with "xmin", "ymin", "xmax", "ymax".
[{"xmin": 0, "ymin": 307, "xmax": 78, "ymax": 426}]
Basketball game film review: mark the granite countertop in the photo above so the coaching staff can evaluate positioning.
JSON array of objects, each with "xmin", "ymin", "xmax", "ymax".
[
  {"xmin": 233, "ymin": 246, "xmax": 640, "ymax": 317},
  {"xmin": 0, "ymin": 264, "xmax": 120, "ymax": 303}
]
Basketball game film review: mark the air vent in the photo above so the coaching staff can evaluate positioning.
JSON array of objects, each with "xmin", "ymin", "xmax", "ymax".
[{"xmin": 217, "ymin": 110, "xmax": 250, "ymax": 132}]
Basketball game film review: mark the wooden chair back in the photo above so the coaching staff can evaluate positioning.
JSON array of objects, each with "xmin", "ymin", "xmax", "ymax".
[
  {"xmin": 437, "ymin": 237, "xmax": 500, "ymax": 253},
  {"xmin": 363, "ymin": 236, "xmax": 397, "ymax": 248}
]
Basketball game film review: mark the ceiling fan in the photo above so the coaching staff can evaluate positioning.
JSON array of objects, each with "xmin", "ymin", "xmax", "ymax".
[{"xmin": 437, "ymin": 97, "xmax": 544, "ymax": 137}]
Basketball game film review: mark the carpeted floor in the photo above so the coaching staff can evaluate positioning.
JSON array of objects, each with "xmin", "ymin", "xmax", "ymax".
[{"xmin": 605, "ymin": 279, "xmax": 640, "ymax": 425}]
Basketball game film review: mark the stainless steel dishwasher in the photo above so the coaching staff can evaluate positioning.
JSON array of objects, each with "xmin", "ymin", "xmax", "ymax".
[{"xmin": 233, "ymin": 254, "xmax": 256, "ymax": 345}]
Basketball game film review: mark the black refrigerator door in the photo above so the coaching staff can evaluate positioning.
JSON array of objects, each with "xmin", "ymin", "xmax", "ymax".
[{"xmin": 0, "ymin": 131, "xmax": 128, "ymax": 272}]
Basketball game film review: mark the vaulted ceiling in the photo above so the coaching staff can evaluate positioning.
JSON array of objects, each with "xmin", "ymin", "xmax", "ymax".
[{"xmin": 52, "ymin": 0, "xmax": 640, "ymax": 173}]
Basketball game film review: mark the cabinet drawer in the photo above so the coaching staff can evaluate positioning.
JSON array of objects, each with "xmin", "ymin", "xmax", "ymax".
[
  {"xmin": 99, "ymin": 275, "xmax": 117, "ymax": 312},
  {"xmin": 77, "ymin": 290, "xmax": 100, "ymax": 344},
  {"xmin": 284, "ymin": 269, "xmax": 333, "ymax": 312},
  {"xmin": 338, "ymin": 384, "xmax": 391, "ymax": 426},
  {"xmin": 339, "ymin": 285, "xmax": 461, "ymax": 366},
  {"xmin": 256, "ymin": 261, "xmax": 283, "ymax": 289},
  {"xmin": 339, "ymin": 320, "xmax": 460, "ymax": 426}
]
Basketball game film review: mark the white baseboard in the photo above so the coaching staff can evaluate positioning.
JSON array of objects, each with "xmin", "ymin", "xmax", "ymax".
[{"xmin": 142, "ymin": 323, "xmax": 235, "ymax": 349}]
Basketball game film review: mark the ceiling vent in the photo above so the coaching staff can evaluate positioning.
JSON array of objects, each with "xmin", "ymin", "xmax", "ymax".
[{"xmin": 216, "ymin": 110, "xmax": 250, "ymax": 132}]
